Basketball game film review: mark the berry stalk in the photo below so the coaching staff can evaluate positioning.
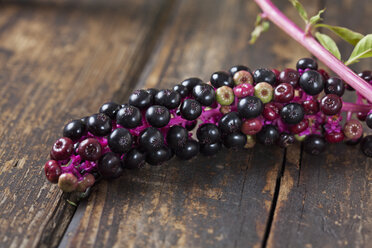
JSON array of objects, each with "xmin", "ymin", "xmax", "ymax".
[{"xmin": 254, "ymin": 0, "xmax": 372, "ymax": 102}]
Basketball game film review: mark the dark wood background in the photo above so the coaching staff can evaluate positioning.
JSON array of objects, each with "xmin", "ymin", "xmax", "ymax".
[{"xmin": 0, "ymin": 0, "xmax": 371, "ymax": 247}]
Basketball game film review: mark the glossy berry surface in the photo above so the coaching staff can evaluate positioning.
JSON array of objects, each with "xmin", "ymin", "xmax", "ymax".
[
  {"xmin": 192, "ymin": 83, "xmax": 216, "ymax": 106},
  {"xmin": 58, "ymin": 173, "xmax": 78, "ymax": 192},
  {"xmin": 44, "ymin": 160, "xmax": 61, "ymax": 183},
  {"xmin": 76, "ymin": 173, "xmax": 95, "ymax": 192},
  {"xmin": 324, "ymin": 77, "xmax": 345, "ymax": 96},
  {"xmin": 278, "ymin": 68, "xmax": 299, "ymax": 87},
  {"xmin": 108, "ymin": 128, "xmax": 133, "ymax": 154},
  {"xmin": 63, "ymin": 119, "xmax": 86, "ymax": 141},
  {"xmin": 361, "ymin": 136, "xmax": 372, "ymax": 157},
  {"xmin": 166, "ymin": 125, "xmax": 188, "ymax": 149},
  {"xmin": 223, "ymin": 132, "xmax": 247, "ymax": 149},
  {"xmin": 146, "ymin": 105, "xmax": 170, "ymax": 128},
  {"xmin": 241, "ymin": 118, "xmax": 262, "ymax": 135},
  {"xmin": 99, "ymin": 102, "xmax": 120, "ymax": 119},
  {"xmin": 129, "ymin": 89, "xmax": 152, "ymax": 109},
  {"xmin": 116, "ymin": 104, "xmax": 142, "ymax": 129},
  {"xmin": 343, "ymin": 120, "xmax": 363, "ymax": 140},
  {"xmin": 154, "ymin": 89, "xmax": 181, "ymax": 109},
  {"xmin": 299, "ymin": 70, "xmax": 324, "ymax": 95},
  {"xmin": 218, "ymin": 112, "xmax": 242, "ymax": 134},
  {"xmin": 262, "ymin": 103, "xmax": 280, "ymax": 121},
  {"xmin": 200, "ymin": 142, "xmax": 221, "ymax": 156},
  {"xmin": 303, "ymin": 134, "xmax": 326, "ymax": 155},
  {"xmin": 78, "ymin": 138, "xmax": 102, "ymax": 161},
  {"xmin": 233, "ymin": 70, "xmax": 254, "ymax": 85},
  {"xmin": 146, "ymin": 146, "xmax": 171, "ymax": 165},
  {"xmin": 274, "ymin": 83, "xmax": 294, "ymax": 103},
  {"xmin": 87, "ymin": 113, "xmax": 112, "ymax": 136},
  {"xmin": 280, "ymin": 103, "xmax": 304, "ymax": 124},
  {"xmin": 229, "ymin": 65, "xmax": 251, "ymax": 76},
  {"xmin": 238, "ymin": 96, "xmax": 263, "ymax": 119},
  {"xmin": 124, "ymin": 148, "xmax": 146, "ymax": 169},
  {"xmin": 146, "ymin": 88, "xmax": 159, "ymax": 100},
  {"xmin": 366, "ymin": 113, "xmax": 372, "ymax": 129},
  {"xmin": 181, "ymin": 77, "xmax": 203, "ymax": 91},
  {"xmin": 140, "ymin": 127, "xmax": 164, "ymax": 152},
  {"xmin": 302, "ymin": 99, "xmax": 319, "ymax": 115},
  {"xmin": 289, "ymin": 118, "xmax": 308, "ymax": 134},
  {"xmin": 50, "ymin": 137, "xmax": 74, "ymax": 160},
  {"xmin": 254, "ymin": 82, "xmax": 273, "ymax": 104},
  {"xmin": 320, "ymin": 94, "xmax": 342, "ymax": 115},
  {"xmin": 216, "ymin": 86, "xmax": 234, "ymax": 106},
  {"xmin": 296, "ymin": 58, "xmax": 318, "ymax": 70},
  {"xmin": 256, "ymin": 125, "xmax": 279, "ymax": 146},
  {"xmin": 325, "ymin": 131, "xmax": 344, "ymax": 143},
  {"xmin": 180, "ymin": 99, "xmax": 202, "ymax": 120},
  {"xmin": 98, "ymin": 152, "xmax": 123, "ymax": 179},
  {"xmin": 175, "ymin": 139, "xmax": 199, "ymax": 160},
  {"xmin": 197, "ymin": 123, "xmax": 221, "ymax": 144},
  {"xmin": 210, "ymin": 71, "xmax": 234, "ymax": 88},
  {"xmin": 233, "ymin": 83, "xmax": 254, "ymax": 98},
  {"xmin": 253, "ymin": 68, "xmax": 276, "ymax": 86},
  {"xmin": 173, "ymin": 84, "xmax": 189, "ymax": 98},
  {"xmin": 277, "ymin": 133, "xmax": 295, "ymax": 148}
]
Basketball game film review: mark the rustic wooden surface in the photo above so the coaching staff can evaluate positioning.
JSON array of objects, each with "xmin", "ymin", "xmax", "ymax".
[{"xmin": 0, "ymin": 0, "xmax": 370, "ymax": 247}]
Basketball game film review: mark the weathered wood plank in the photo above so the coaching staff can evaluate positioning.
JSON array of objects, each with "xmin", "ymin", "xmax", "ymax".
[
  {"xmin": 268, "ymin": 1, "xmax": 372, "ymax": 247},
  {"xmin": 0, "ymin": 1, "xmax": 169, "ymax": 247},
  {"xmin": 61, "ymin": 0, "xmax": 320, "ymax": 247}
]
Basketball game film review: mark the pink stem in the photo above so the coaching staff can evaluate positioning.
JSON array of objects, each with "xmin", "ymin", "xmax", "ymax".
[
  {"xmin": 254, "ymin": 0, "xmax": 372, "ymax": 103},
  {"xmin": 342, "ymin": 102, "xmax": 372, "ymax": 113}
]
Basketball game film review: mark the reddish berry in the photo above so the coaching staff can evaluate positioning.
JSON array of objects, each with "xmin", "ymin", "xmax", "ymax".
[
  {"xmin": 325, "ymin": 131, "xmax": 344, "ymax": 143},
  {"xmin": 343, "ymin": 120, "xmax": 363, "ymax": 140},
  {"xmin": 318, "ymin": 69, "xmax": 329, "ymax": 80},
  {"xmin": 44, "ymin": 160, "xmax": 62, "ymax": 183},
  {"xmin": 263, "ymin": 103, "xmax": 280, "ymax": 121},
  {"xmin": 58, "ymin": 173, "xmax": 78, "ymax": 192},
  {"xmin": 320, "ymin": 94, "xmax": 342, "ymax": 115},
  {"xmin": 289, "ymin": 118, "xmax": 308, "ymax": 134},
  {"xmin": 274, "ymin": 83, "xmax": 294, "ymax": 103},
  {"xmin": 278, "ymin": 68, "xmax": 299, "ymax": 87},
  {"xmin": 76, "ymin": 173, "xmax": 95, "ymax": 192},
  {"xmin": 78, "ymin": 138, "xmax": 102, "ymax": 161},
  {"xmin": 233, "ymin": 83, "xmax": 254, "ymax": 98},
  {"xmin": 357, "ymin": 112, "xmax": 367, "ymax": 121},
  {"xmin": 302, "ymin": 99, "xmax": 319, "ymax": 115},
  {"xmin": 50, "ymin": 137, "xmax": 74, "ymax": 161},
  {"xmin": 241, "ymin": 118, "xmax": 263, "ymax": 135}
]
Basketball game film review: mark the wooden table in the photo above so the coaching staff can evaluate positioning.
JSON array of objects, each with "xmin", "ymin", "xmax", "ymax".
[{"xmin": 0, "ymin": 0, "xmax": 371, "ymax": 247}]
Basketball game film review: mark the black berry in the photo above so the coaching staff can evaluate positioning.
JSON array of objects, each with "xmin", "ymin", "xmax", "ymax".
[
  {"xmin": 303, "ymin": 134, "xmax": 326, "ymax": 155},
  {"xmin": 237, "ymin": 96, "xmax": 263, "ymax": 119},
  {"xmin": 99, "ymin": 102, "xmax": 120, "ymax": 119},
  {"xmin": 256, "ymin": 125, "xmax": 279, "ymax": 145},
  {"xmin": 180, "ymin": 99, "xmax": 202, "ymax": 120},
  {"xmin": 280, "ymin": 103, "xmax": 304, "ymax": 124},
  {"xmin": 192, "ymin": 83, "xmax": 216, "ymax": 106},
  {"xmin": 253, "ymin": 68, "xmax": 276, "ymax": 86},
  {"xmin": 63, "ymin": 119, "xmax": 86, "ymax": 141},
  {"xmin": 299, "ymin": 70, "xmax": 324, "ymax": 95},
  {"xmin": 296, "ymin": 58, "xmax": 318, "ymax": 70},
  {"xmin": 87, "ymin": 113, "xmax": 112, "ymax": 136},
  {"xmin": 116, "ymin": 104, "xmax": 142, "ymax": 129},
  {"xmin": 146, "ymin": 105, "xmax": 170, "ymax": 128},
  {"xmin": 210, "ymin": 71, "xmax": 234, "ymax": 88},
  {"xmin": 129, "ymin": 89, "xmax": 152, "ymax": 109},
  {"xmin": 108, "ymin": 128, "xmax": 133, "ymax": 154}
]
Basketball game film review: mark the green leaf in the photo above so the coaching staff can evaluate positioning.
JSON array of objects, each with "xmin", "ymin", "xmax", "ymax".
[
  {"xmin": 255, "ymin": 14, "xmax": 262, "ymax": 26},
  {"xmin": 66, "ymin": 199, "xmax": 77, "ymax": 207},
  {"xmin": 289, "ymin": 0, "xmax": 308, "ymax": 23},
  {"xmin": 249, "ymin": 21, "xmax": 270, "ymax": 44},
  {"xmin": 345, "ymin": 34, "xmax": 372, "ymax": 65},
  {"xmin": 315, "ymin": 24, "xmax": 364, "ymax": 45},
  {"xmin": 309, "ymin": 8, "xmax": 325, "ymax": 26},
  {"xmin": 315, "ymin": 32, "xmax": 341, "ymax": 60}
]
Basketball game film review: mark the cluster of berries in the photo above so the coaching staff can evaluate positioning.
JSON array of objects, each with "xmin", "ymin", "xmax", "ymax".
[{"xmin": 44, "ymin": 58, "xmax": 372, "ymax": 193}]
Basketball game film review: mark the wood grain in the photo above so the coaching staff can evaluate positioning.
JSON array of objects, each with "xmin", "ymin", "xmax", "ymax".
[
  {"xmin": 0, "ymin": 1, "xmax": 169, "ymax": 247},
  {"xmin": 60, "ymin": 0, "xmax": 319, "ymax": 247}
]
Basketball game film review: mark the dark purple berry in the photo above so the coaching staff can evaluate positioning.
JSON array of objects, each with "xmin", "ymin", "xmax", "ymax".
[
  {"xmin": 98, "ymin": 152, "xmax": 123, "ymax": 179},
  {"xmin": 256, "ymin": 125, "xmax": 279, "ymax": 146},
  {"xmin": 229, "ymin": 65, "xmax": 251, "ymax": 76},
  {"xmin": 146, "ymin": 146, "xmax": 171, "ymax": 165},
  {"xmin": 124, "ymin": 148, "xmax": 146, "ymax": 169},
  {"xmin": 361, "ymin": 135, "xmax": 372, "ymax": 157},
  {"xmin": 63, "ymin": 119, "xmax": 86, "ymax": 141},
  {"xmin": 223, "ymin": 132, "xmax": 247, "ymax": 149},
  {"xmin": 180, "ymin": 99, "xmax": 202, "ymax": 120},
  {"xmin": 175, "ymin": 139, "xmax": 200, "ymax": 160},
  {"xmin": 129, "ymin": 89, "xmax": 152, "ymax": 109},
  {"xmin": 78, "ymin": 138, "xmax": 102, "ymax": 161},
  {"xmin": 181, "ymin": 77, "xmax": 203, "ymax": 91},
  {"xmin": 200, "ymin": 142, "xmax": 222, "ymax": 156},
  {"xmin": 116, "ymin": 104, "xmax": 142, "ymax": 129},
  {"xmin": 302, "ymin": 99, "xmax": 319, "ymax": 115},
  {"xmin": 218, "ymin": 112, "xmax": 242, "ymax": 134},
  {"xmin": 87, "ymin": 113, "xmax": 112, "ymax": 136},
  {"xmin": 146, "ymin": 105, "xmax": 170, "ymax": 128},
  {"xmin": 325, "ymin": 77, "xmax": 345, "ymax": 96},
  {"xmin": 146, "ymin": 88, "xmax": 159, "ymax": 100},
  {"xmin": 173, "ymin": 84, "xmax": 189, "ymax": 98},
  {"xmin": 44, "ymin": 160, "xmax": 61, "ymax": 183},
  {"xmin": 253, "ymin": 68, "xmax": 276, "ymax": 86},
  {"xmin": 280, "ymin": 103, "xmax": 304, "ymax": 124},
  {"xmin": 366, "ymin": 113, "xmax": 372, "ymax": 129},
  {"xmin": 278, "ymin": 68, "xmax": 300, "ymax": 87},
  {"xmin": 303, "ymin": 134, "xmax": 326, "ymax": 155},
  {"xmin": 358, "ymin": 70, "xmax": 372, "ymax": 82},
  {"xmin": 320, "ymin": 94, "xmax": 342, "ymax": 115},
  {"xmin": 185, "ymin": 120, "xmax": 197, "ymax": 131},
  {"xmin": 154, "ymin": 89, "xmax": 181, "ymax": 109},
  {"xmin": 50, "ymin": 137, "xmax": 74, "ymax": 160},
  {"xmin": 166, "ymin": 125, "xmax": 188, "ymax": 149},
  {"xmin": 192, "ymin": 83, "xmax": 216, "ymax": 106},
  {"xmin": 99, "ymin": 102, "xmax": 120, "ymax": 119},
  {"xmin": 139, "ymin": 127, "xmax": 164, "ymax": 152},
  {"xmin": 277, "ymin": 133, "xmax": 295, "ymax": 148},
  {"xmin": 274, "ymin": 83, "xmax": 294, "ymax": 103},
  {"xmin": 108, "ymin": 128, "xmax": 132, "ymax": 154},
  {"xmin": 296, "ymin": 58, "xmax": 318, "ymax": 70},
  {"xmin": 210, "ymin": 71, "xmax": 234, "ymax": 88},
  {"xmin": 197, "ymin": 123, "xmax": 221, "ymax": 144},
  {"xmin": 237, "ymin": 96, "xmax": 263, "ymax": 119},
  {"xmin": 299, "ymin": 70, "xmax": 324, "ymax": 95}
]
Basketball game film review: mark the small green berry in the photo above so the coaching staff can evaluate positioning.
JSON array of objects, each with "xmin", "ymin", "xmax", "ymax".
[
  {"xmin": 244, "ymin": 135, "xmax": 256, "ymax": 148},
  {"xmin": 76, "ymin": 173, "xmax": 95, "ymax": 192},
  {"xmin": 254, "ymin": 82, "xmax": 273, "ymax": 104},
  {"xmin": 58, "ymin": 173, "xmax": 78, "ymax": 192},
  {"xmin": 216, "ymin": 86, "xmax": 234, "ymax": 106},
  {"xmin": 295, "ymin": 133, "xmax": 307, "ymax": 142},
  {"xmin": 233, "ymin": 70, "xmax": 254, "ymax": 85}
]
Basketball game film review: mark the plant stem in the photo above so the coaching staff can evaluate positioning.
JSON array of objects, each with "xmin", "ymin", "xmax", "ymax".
[{"xmin": 254, "ymin": 0, "xmax": 372, "ymax": 103}]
